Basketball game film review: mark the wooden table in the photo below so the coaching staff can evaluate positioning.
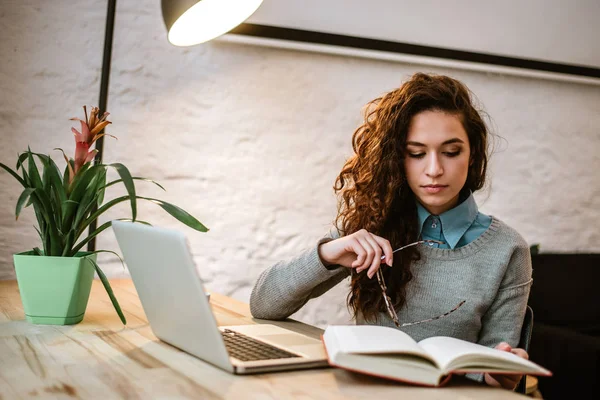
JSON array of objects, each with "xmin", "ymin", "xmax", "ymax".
[{"xmin": 0, "ymin": 279, "xmax": 529, "ymax": 399}]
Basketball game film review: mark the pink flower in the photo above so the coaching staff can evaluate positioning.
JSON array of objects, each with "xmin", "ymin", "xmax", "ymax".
[{"xmin": 66, "ymin": 106, "xmax": 116, "ymax": 182}]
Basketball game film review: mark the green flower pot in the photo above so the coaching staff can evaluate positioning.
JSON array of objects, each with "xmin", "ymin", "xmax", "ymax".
[{"xmin": 13, "ymin": 251, "xmax": 97, "ymax": 325}]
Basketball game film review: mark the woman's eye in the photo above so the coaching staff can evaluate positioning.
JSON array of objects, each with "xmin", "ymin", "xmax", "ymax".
[
  {"xmin": 408, "ymin": 153, "xmax": 425, "ymax": 159},
  {"xmin": 444, "ymin": 151, "xmax": 461, "ymax": 157}
]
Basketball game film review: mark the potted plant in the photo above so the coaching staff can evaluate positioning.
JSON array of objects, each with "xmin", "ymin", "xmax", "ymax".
[{"xmin": 0, "ymin": 106, "xmax": 207, "ymax": 325}]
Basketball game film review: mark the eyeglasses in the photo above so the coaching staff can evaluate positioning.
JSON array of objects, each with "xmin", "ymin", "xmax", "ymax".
[{"xmin": 375, "ymin": 239, "xmax": 466, "ymax": 327}]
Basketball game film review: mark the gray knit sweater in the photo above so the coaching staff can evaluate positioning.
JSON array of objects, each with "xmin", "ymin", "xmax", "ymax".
[{"xmin": 250, "ymin": 217, "xmax": 532, "ymax": 353}]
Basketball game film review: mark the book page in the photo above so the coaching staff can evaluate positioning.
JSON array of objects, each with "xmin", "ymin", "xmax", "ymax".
[
  {"xmin": 335, "ymin": 352, "xmax": 444, "ymax": 386},
  {"xmin": 418, "ymin": 336, "xmax": 550, "ymax": 374},
  {"xmin": 324, "ymin": 325, "xmax": 429, "ymax": 358}
]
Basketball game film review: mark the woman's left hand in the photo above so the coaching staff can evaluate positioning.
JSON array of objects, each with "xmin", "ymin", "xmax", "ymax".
[{"xmin": 484, "ymin": 342, "xmax": 529, "ymax": 390}]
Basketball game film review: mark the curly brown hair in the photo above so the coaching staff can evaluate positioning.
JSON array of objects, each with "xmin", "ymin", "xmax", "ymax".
[{"xmin": 334, "ymin": 72, "xmax": 490, "ymax": 322}]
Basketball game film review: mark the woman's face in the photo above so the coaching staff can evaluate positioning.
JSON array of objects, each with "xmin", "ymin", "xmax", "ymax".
[{"xmin": 404, "ymin": 110, "xmax": 471, "ymax": 215}]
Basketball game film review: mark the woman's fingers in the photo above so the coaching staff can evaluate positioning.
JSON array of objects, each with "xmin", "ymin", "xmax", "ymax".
[
  {"xmin": 494, "ymin": 343, "xmax": 529, "ymax": 361},
  {"xmin": 345, "ymin": 230, "xmax": 393, "ymax": 278},
  {"xmin": 494, "ymin": 342, "xmax": 512, "ymax": 351},
  {"xmin": 349, "ymin": 240, "xmax": 366, "ymax": 268},
  {"xmin": 485, "ymin": 344, "xmax": 529, "ymax": 390},
  {"xmin": 351, "ymin": 232, "xmax": 393, "ymax": 279},
  {"xmin": 372, "ymin": 235, "xmax": 394, "ymax": 266},
  {"xmin": 511, "ymin": 348, "xmax": 529, "ymax": 360},
  {"xmin": 485, "ymin": 373, "xmax": 521, "ymax": 390},
  {"xmin": 364, "ymin": 235, "xmax": 383, "ymax": 279},
  {"xmin": 355, "ymin": 237, "xmax": 376, "ymax": 272}
]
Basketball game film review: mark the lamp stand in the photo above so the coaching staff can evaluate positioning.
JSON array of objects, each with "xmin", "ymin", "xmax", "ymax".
[{"xmin": 88, "ymin": 0, "xmax": 116, "ymax": 252}]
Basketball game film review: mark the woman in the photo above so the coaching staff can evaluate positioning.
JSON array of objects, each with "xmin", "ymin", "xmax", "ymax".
[{"xmin": 250, "ymin": 72, "xmax": 532, "ymax": 390}]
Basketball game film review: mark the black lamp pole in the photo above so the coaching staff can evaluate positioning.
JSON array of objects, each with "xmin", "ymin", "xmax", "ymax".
[
  {"xmin": 88, "ymin": 0, "xmax": 117, "ymax": 252},
  {"xmin": 86, "ymin": 0, "xmax": 263, "ymax": 250}
]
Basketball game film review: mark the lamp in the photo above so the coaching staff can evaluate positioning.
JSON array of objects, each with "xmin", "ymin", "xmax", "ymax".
[
  {"xmin": 88, "ymin": 0, "xmax": 263, "ymax": 251},
  {"xmin": 162, "ymin": 0, "xmax": 264, "ymax": 46}
]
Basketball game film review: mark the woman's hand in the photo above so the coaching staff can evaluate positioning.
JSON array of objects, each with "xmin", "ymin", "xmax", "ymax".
[
  {"xmin": 484, "ymin": 342, "xmax": 529, "ymax": 390},
  {"xmin": 318, "ymin": 229, "xmax": 393, "ymax": 279}
]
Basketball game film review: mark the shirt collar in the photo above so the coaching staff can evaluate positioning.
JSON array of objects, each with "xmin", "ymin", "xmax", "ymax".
[{"xmin": 416, "ymin": 190, "xmax": 479, "ymax": 249}]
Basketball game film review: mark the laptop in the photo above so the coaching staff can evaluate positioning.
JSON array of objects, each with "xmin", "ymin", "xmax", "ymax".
[{"xmin": 111, "ymin": 220, "xmax": 329, "ymax": 374}]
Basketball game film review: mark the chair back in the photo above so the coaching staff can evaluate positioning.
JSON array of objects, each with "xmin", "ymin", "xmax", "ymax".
[{"xmin": 515, "ymin": 305, "xmax": 534, "ymax": 394}]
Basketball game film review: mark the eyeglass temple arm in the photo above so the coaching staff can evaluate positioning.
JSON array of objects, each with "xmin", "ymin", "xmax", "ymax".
[
  {"xmin": 381, "ymin": 240, "xmax": 445, "ymax": 261},
  {"xmin": 393, "ymin": 239, "xmax": 444, "ymax": 253}
]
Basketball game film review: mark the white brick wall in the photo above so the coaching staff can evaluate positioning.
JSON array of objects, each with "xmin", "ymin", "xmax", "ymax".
[{"xmin": 1, "ymin": 1, "xmax": 599, "ymax": 328}]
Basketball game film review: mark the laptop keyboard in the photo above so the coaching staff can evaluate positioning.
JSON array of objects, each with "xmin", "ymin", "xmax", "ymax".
[{"xmin": 221, "ymin": 329, "xmax": 301, "ymax": 361}]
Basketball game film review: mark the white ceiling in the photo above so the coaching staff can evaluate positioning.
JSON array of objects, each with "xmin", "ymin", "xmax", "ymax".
[{"xmin": 245, "ymin": 0, "xmax": 600, "ymax": 69}]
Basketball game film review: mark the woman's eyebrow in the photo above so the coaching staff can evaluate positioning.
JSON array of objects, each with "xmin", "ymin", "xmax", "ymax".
[{"xmin": 406, "ymin": 138, "xmax": 465, "ymax": 147}]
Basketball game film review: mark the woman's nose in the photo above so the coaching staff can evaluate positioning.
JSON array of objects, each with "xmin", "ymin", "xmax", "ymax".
[{"xmin": 425, "ymin": 154, "xmax": 443, "ymax": 177}]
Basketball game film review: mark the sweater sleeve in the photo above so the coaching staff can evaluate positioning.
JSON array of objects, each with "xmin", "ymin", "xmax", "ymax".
[
  {"xmin": 249, "ymin": 229, "xmax": 350, "ymax": 320},
  {"xmin": 466, "ymin": 235, "xmax": 533, "ymax": 384},
  {"xmin": 479, "ymin": 237, "xmax": 533, "ymax": 348}
]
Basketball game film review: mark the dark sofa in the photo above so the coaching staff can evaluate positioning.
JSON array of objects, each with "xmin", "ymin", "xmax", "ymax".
[{"xmin": 527, "ymin": 253, "xmax": 600, "ymax": 399}]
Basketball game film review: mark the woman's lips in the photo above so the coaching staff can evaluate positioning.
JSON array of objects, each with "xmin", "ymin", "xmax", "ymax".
[{"xmin": 422, "ymin": 185, "xmax": 448, "ymax": 194}]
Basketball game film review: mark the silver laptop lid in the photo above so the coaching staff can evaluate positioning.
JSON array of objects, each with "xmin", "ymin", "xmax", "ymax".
[{"xmin": 111, "ymin": 220, "xmax": 234, "ymax": 373}]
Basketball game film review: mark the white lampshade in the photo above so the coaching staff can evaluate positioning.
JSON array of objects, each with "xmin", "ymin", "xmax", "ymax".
[{"xmin": 162, "ymin": 0, "xmax": 263, "ymax": 47}]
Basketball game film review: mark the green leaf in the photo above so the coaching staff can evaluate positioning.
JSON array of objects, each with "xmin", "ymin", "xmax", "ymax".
[
  {"xmin": 69, "ymin": 161, "xmax": 91, "ymax": 188},
  {"xmin": 42, "ymin": 163, "xmax": 51, "ymax": 191},
  {"xmin": 30, "ymin": 188, "xmax": 62, "ymax": 256},
  {"xmin": 85, "ymin": 257, "xmax": 126, "ymax": 325},
  {"xmin": 107, "ymin": 163, "xmax": 137, "ymax": 222},
  {"xmin": 74, "ymin": 195, "xmax": 103, "ymax": 233},
  {"xmin": 40, "ymin": 219, "xmax": 49, "ymax": 255},
  {"xmin": 30, "ymin": 152, "xmax": 51, "ymax": 164},
  {"xmin": 61, "ymin": 230, "xmax": 75, "ymax": 257},
  {"xmin": 61, "ymin": 199, "xmax": 78, "ymax": 218},
  {"xmin": 123, "ymin": 219, "xmax": 152, "ymax": 226},
  {"xmin": 87, "ymin": 249, "xmax": 126, "ymax": 272},
  {"xmin": 26, "ymin": 191, "xmax": 49, "ymax": 228},
  {"xmin": 138, "ymin": 196, "xmax": 208, "ymax": 232},
  {"xmin": 73, "ymin": 198, "xmax": 99, "ymax": 235},
  {"xmin": 36, "ymin": 152, "xmax": 67, "ymax": 208},
  {"xmin": 76, "ymin": 195, "xmax": 131, "ymax": 238},
  {"xmin": 33, "ymin": 226, "xmax": 45, "ymax": 251},
  {"xmin": 70, "ymin": 220, "xmax": 113, "ymax": 255},
  {"xmin": 39, "ymin": 157, "xmax": 60, "ymax": 222},
  {"xmin": 96, "ymin": 169, "xmax": 107, "ymax": 207},
  {"xmin": 27, "ymin": 151, "xmax": 43, "ymax": 190},
  {"xmin": 32, "ymin": 247, "xmax": 43, "ymax": 256},
  {"xmin": 68, "ymin": 164, "xmax": 97, "ymax": 204},
  {"xmin": 0, "ymin": 161, "xmax": 26, "ymax": 187},
  {"xmin": 56, "ymin": 150, "xmax": 74, "ymax": 193},
  {"xmin": 15, "ymin": 188, "xmax": 35, "ymax": 220},
  {"xmin": 70, "ymin": 219, "xmax": 152, "ymax": 255},
  {"xmin": 17, "ymin": 150, "xmax": 53, "ymax": 171},
  {"xmin": 25, "ymin": 197, "xmax": 34, "ymax": 208},
  {"xmin": 72, "ymin": 173, "xmax": 103, "ymax": 231},
  {"xmin": 77, "ymin": 195, "xmax": 207, "ymax": 240},
  {"xmin": 16, "ymin": 152, "xmax": 29, "ymax": 170},
  {"xmin": 62, "ymin": 165, "xmax": 104, "ymax": 232},
  {"xmin": 69, "ymin": 170, "xmax": 107, "ymax": 233},
  {"xmin": 99, "ymin": 177, "xmax": 166, "ymax": 192},
  {"xmin": 34, "ymin": 213, "xmax": 47, "ymax": 254},
  {"xmin": 21, "ymin": 167, "xmax": 30, "ymax": 187}
]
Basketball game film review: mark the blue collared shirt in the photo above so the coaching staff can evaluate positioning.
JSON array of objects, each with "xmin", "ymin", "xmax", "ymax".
[{"xmin": 417, "ymin": 191, "xmax": 492, "ymax": 249}]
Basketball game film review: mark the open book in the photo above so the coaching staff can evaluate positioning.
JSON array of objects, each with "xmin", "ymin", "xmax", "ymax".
[{"xmin": 322, "ymin": 325, "xmax": 552, "ymax": 387}]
